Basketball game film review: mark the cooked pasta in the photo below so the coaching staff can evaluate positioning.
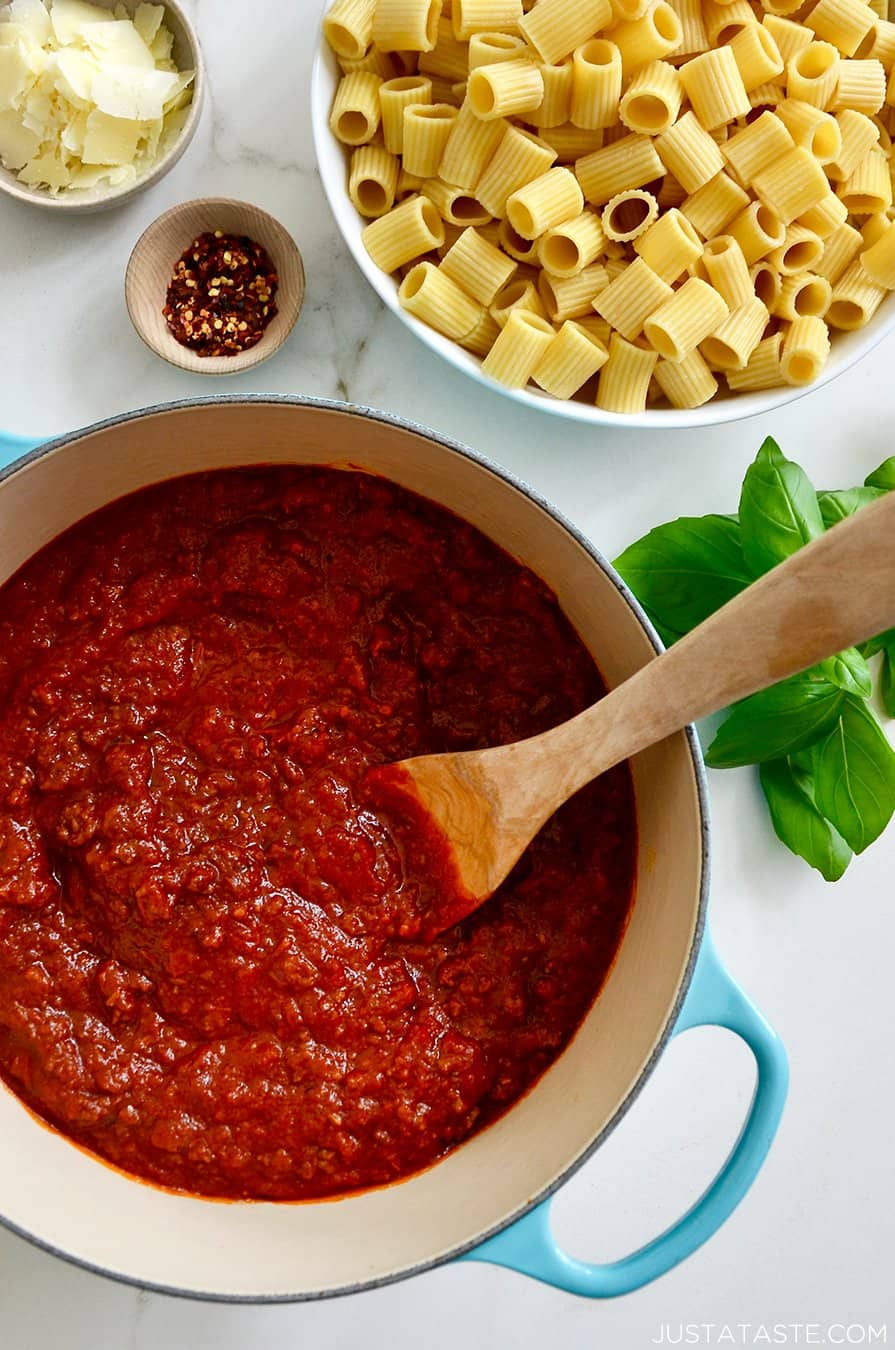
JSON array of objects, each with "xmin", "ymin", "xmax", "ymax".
[
  {"xmin": 571, "ymin": 40, "xmax": 624, "ymax": 129},
  {"xmin": 481, "ymin": 308, "xmax": 557, "ymax": 384},
  {"xmin": 531, "ymin": 319, "xmax": 609, "ymax": 395},
  {"xmin": 323, "ymin": 0, "xmax": 895, "ymax": 412}
]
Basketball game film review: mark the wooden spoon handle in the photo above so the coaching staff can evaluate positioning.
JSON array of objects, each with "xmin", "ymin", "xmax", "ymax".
[{"xmin": 531, "ymin": 489, "xmax": 895, "ymax": 809}]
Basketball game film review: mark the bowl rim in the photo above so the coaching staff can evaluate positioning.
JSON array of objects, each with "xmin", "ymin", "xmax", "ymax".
[
  {"xmin": 0, "ymin": 0, "xmax": 205, "ymax": 214},
  {"xmin": 310, "ymin": 42, "xmax": 895, "ymax": 431},
  {"xmin": 123, "ymin": 198, "xmax": 306, "ymax": 374},
  {"xmin": 0, "ymin": 393, "xmax": 711, "ymax": 1302}
]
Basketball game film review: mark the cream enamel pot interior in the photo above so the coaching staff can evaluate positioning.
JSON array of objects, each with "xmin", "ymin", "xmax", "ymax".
[{"xmin": 0, "ymin": 398, "xmax": 788, "ymax": 1301}]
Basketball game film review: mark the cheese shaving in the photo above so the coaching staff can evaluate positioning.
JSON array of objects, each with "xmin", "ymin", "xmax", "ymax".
[{"xmin": 0, "ymin": 0, "xmax": 194, "ymax": 194}]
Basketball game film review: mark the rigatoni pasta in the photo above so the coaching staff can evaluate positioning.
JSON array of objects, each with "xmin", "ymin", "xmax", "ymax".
[{"xmin": 325, "ymin": 0, "xmax": 895, "ymax": 413}]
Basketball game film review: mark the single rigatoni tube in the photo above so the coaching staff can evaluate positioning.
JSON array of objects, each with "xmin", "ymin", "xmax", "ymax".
[
  {"xmin": 420, "ymin": 177, "xmax": 493, "ymax": 223},
  {"xmin": 726, "ymin": 201, "xmax": 787, "ymax": 263},
  {"xmin": 655, "ymin": 112, "xmax": 726, "ymax": 193},
  {"xmin": 703, "ymin": 0, "xmax": 754, "ymax": 48},
  {"xmin": 643, "ymin": 276, "xmax": 730, "ymax": 359},
  {"xmin": 499, "ymin": 218, "xmax": 541, "ymax": 260},
  {"xmin": 726, "ymin": 331, "xmax": 785, "ymax": 389},
  {"xmin": 460, "ymin": 307, "xmax": 502, "ymax": 353},
  {"xmin": 539, "ymin": 263, "xmax": 611, "ymax": 319},
  {"xmin": 861, "ymin": 20, "xmax": 895, "ymax": 71},
  {"xmin": 362, "ymin": 193, "xmax": 446, "ymax": 271},
  {"xmin": 806, "ymin": 0, "xmax": 875, "ymax": 56},
  {"xmin": 670, "ymin": 0, "xmax": 710, "ymax": 58},
  {"xmin": 774, "ymin": 270, "xmax": 833, "ymax": 318},
  {"xmin": 373, "ymin": 0, "xmax": 442, "ymax": 50},
  {"xmin": 654, "ymin": 349, "xmax": 718, "ymax": 407},
  {"xmin": 439, "ymin": 103, "xmax": 507, "ymax": 188},
  {"xmin": 527, "ymin": 61, "xmax": 574, "ymax": 127},
  {"xmin": 722, "ymin": 113, "xmax": 794, "ymax": 188},
  {"xmin": 786, "ymin": 43, "xmax": 840, "ymax": 107},
  {"xmin": 619, "ymin": 60, "xmax": 683, "ymax": 134},
  {"xmin": 481, "ymin": 308, "xmax": 556, "ymax": 385},
  {"xmin": 861, "ymin": 211, "xmax": 891, "ymax": 247},
  {"xmin": 798, "ymin": 191, "xmax": 849, "ymax": 236},
  {"xmin": 753, "ymin": 145, "xmax": 830, "ymax": 221},
  {"xmin": 815, "ymin": 220, "xmax": 864, "ymax": 280},
  {"xmin": 380, "ymin": 77, "xmax": 433, "ymax": 153},
  {"xmin": 490, "ymin": 276, "xmax": 549, "ymax": 324},
  {"xmin": 701, "ymin": 234, "xmax": 753, "ymax": 306},
  {"xmin": 728, "ymin": 23, "xmax": 785, "ymax": 90},
  {"xmin": 763, "ymin": 0, "xmax": 804, "ymax": 17},
  {"xmin": 838, "ymin": 147, "xmax": 892, "ymax": 211},
  {"xmin": 763, "ymin": 15, "xmax": 812, "ymax": 64},
  {"xmin": 834, "ymin": 59, "xmax": 887, "ymax": 113},
  {"xmin": 861, "ymin": 219, "xmax": 895, "ymax": 284},
  {"xmin": 682, "ymin": 172, "xmax": 750, "ymax": 238},
  {"xmin": 768, "ymin": 222, "xmax": 824, "ymax": 273},
  {"xmin": 827, "ymin": 109, "xmax": 880, "ymax": 179},
  {"xmin": 575, "ymin": 133, "xmax": 665, "ymax": 204},
  {"xmin": 440, "ymin": 225, "xmax": 517, "ymax": 300},
  {"xmin": 593, "ymin": 255, "xmax": 674, "ymax": 337},
  {"xmin": 476, "ymin": 125, "xmax": 556, "ymax": 215},
  {"xmin": 417, "ymin": 17, "xmax": 469, "ymax": 80},
  {"xmin": 538, "ymin": 209, "xmax": 606, "ymax": 275},
  {"xmin": 329, "ymin": 71, "xmax": 383, "ymax": 144},
  {"xmin": 468, "ymin": 32, "xmax": 527, "ymax": 68},
  {"xmin": 596, "ymin": 334, "xmax": 658, "ymax": 411},
  {"xmin": 339, "ymin": 46, "xmax": 396, "ymax": 77},
  {"xmin": 633, "ymin": 208, "xmax": 703, "ymax": 282},
  {"xmin": 775, "ymin": 99, "xmax": 841, "ymax": 164},
  {"xmin": 827, "ymin": 257, "xmax": 887, "ymax": 325},
  {"xmin": 539, "ymin": 123, "xmax": 605, "ymax": 160},
  {"xmin": 680, "ymin": 49, "xmax": 760, "ymax": 131},
  {"xmin": 780, "ymin": 315, "xmax": 830, "ymax": 383},
  {"xmin": 506, "ymin": 166, "xmax": 584, "ymax": 237},
  {"xmin": 570, "ymin": 41, "xmax": 623, "ymax": 130},
  {"xmin": 531, "ymin": 319, "xmax": 609, "ymax": 395},
  {"xmin": 402, "ymin": 104, "xmax": 459, "ymax": 175},
  {"xmin": 519, "ymin": 0, "xmax": 614, "ymax": 66},
  {"xmin": 399, "ymin": 260, "xmax": 485, "ymax": 336},
  {"xmin": 700, "ymin": 295, "xmax": 769, "ymax": 369},
  {"xmin": 452, "ymin": 0, "xmax": 523, "ymax": 40},
  {"xmin": 324, "ymin": 0, "xmax": 377, "ymax": 59},
  {"xmin": 611, "ymin": 3, "xmax": 683, "ymax": 79},
  {"xmin": 349, "ymin": 144, "xmax": 401, "ymax": 216},
  {"xmin": 750, "ymin": 261, "xmax": 783, "ymax": 309},
  {"xmin": 468, "ymin": 59, "xmax": 545, "ymax": 119},
  {"xmin": 602, "ymin": 189, "xmax": 659, "ymax": 241}
]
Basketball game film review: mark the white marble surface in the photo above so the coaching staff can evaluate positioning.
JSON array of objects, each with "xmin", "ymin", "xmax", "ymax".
[{"xmin": 0, "ymin": 1, "xmax": 892, "ymax": 1345}]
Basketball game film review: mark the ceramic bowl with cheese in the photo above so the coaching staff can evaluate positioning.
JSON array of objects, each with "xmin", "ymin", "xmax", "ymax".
[{"xmin": 0, "ymin": 0, "xmax": 204, "ymax": 214}]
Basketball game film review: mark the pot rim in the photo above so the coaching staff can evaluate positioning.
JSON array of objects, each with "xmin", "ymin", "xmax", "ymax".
[{"xmin": 0, "ymin": 394, "xmax": 711, "ymax": 1302}]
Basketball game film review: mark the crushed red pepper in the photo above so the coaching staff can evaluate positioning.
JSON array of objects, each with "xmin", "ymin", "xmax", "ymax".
[{"xmin": 163, "ymin": 229, "xmax": 279, "ymax": 356}]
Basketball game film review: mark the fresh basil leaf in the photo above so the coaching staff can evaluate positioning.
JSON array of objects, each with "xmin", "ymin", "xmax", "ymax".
[
  {"xmin": 816, "ymin": 647, "xmax": 873, "ymax": 699},
  {"xmin": 864, "ymin": 456, "xmax": 895, "ymax": 490},
  {"xmin": 739, "ymin": 437, "xmax": 825, "ymax": 577},
  {"xmin": 881, "ymin": 648, "xmax": 895, "ymax": 719},
  {"xmin": 613, "ymin": 514, "xmax": 750, "ymax": 646},
  {"xmin": 813, "ymin": 697, "xmax": 895, "ymax": 852},
  {"xmin": 817, "ymin": 486, "xmax": 886, "ymax": 526},
  {"xmin": 760, "ymin": 759, "xmax": 852, "ymax": 882},
  {"xmin": 705, "ymin": 677, "xmax": 844, "ymax": 768}
]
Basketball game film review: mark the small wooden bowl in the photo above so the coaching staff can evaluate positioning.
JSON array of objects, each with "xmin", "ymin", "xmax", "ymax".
[{"xmin": 125, "ymin": 198, "xmax": 305, "ymax": 375}]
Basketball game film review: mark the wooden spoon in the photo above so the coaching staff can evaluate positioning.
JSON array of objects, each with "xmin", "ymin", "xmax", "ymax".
[{"xmin": 383, "ymin": 490, "xmax": 895, "ymax": 933}]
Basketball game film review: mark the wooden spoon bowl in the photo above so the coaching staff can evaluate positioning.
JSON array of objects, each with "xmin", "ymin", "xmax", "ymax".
[{"xmin": 125, "ymin": 197, "xmax": 305, "ymax": 375}]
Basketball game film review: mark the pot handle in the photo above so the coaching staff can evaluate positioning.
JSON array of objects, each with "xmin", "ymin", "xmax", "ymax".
[
  {"xmin": 460, "ymin": 929, "xmax": 788, "ymax": 1297},
  {"xmin": 0, "ymin": 432, "xmax": 44, "ymax": 471}
]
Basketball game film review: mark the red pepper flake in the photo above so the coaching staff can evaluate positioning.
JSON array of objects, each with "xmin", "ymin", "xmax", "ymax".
[{"xmin": 163, "ymin": 229, "xmax": 279, "ymax": 357}]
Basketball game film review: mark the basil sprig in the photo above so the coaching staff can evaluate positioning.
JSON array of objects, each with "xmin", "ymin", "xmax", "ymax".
[{"xmin": 614, "ymin": 437, "xmax": 895, "ymax": 881}]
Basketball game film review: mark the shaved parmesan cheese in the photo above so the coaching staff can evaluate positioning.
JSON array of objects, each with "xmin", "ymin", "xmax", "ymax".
[
  {"xmin": 0, "ymin": 107, "xmax": 40, "ymax": 167},
  {"xmin": 0, "ymin": 0, "xmax": 195, "ymax": 194}
]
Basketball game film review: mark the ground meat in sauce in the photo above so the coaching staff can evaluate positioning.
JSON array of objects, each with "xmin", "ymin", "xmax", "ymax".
[{"xmin": 0, "ymin": 467, "xmax": 636, "ymax": 1200}]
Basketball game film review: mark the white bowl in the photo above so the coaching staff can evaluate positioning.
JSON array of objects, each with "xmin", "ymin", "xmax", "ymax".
[
  {"xmin": 0, "ymin": 0, "xmax": 204, "ymax": 215},
  {"xmin": 311, "ymin": 41, "xmax": 895, "ymax": 430}
]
